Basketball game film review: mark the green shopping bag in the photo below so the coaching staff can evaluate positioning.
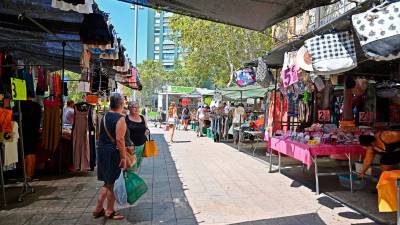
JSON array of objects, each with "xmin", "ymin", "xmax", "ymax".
[{"xmin": 124, "ymin": 170, "xmax": 148, "ymax": 205}]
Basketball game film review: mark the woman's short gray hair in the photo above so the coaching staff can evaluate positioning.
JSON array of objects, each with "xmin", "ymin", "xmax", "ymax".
[
  {"xmin": 110, "ymin": 93, "xmax": 124, "ymax": 109},
  {"xmin": 128, "ymin": 101, "xmax": 139, "ymax": 109}
]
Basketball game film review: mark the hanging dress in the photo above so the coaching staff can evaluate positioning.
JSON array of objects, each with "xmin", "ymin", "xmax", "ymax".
[{"xmin": 72, "ymin": 104, "xmax": 90, "ymax": 171}]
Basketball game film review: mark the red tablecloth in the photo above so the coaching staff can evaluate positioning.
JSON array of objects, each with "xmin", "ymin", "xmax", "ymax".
[{"xmin": 268, "ymin": 137, "xmax": 365, "ymax": 169}]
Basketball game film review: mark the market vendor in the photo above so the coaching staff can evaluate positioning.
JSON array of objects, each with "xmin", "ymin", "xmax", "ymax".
[{"xmin": 358, "ymin": 131, "xmax": 400, "ymax": 178}]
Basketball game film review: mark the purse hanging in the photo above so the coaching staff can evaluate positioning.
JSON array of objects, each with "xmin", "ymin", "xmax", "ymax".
[
  {"xmin": 352, "ymin": 1, "xmax": 400, "ymax": 61},
  {"xmin": 256, "ymin": 57, "xmax": 274, "ymax": 88},
  {"xmin": 143, "ymin": 131, "xmax": 158, "ymax": 158},
  {"xmin": 304, "ymin": 31, "xmax": 357, "ymax": 75}
]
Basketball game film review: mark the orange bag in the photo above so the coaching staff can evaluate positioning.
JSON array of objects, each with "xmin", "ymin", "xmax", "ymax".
[
  {"xmin": 86, "ymin": 95, "xmax": 98, "ymax": 104},
  {"xmin": 377, "ymin": 170, "xmax": 400, "ymax": 212},
  {"xmin": 0, "ymin": 108, "xmax": 12, "ymax": 133}
]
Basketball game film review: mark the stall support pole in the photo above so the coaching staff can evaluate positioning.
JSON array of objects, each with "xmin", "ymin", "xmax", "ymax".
[
  {"xmin": 18, "ymin": 101, "xmax": 34, "ymax": 202},
  {"xmin": 397, "ymin": 179, "xmax": 400, "ymax": 225},
  {"xmin": 59, "ymin": 41, "xmax": 66, "ymax": 174},
  {"xmin": 269, "ymin": 70, "xmax": 279, "ymax": 173},
  {"xmin": 0, "ymin": 145, "xmax": 6, "ymax": 207}
]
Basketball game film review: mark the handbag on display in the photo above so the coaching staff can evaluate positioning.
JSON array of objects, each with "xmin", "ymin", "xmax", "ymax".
[
  {"xmin": 143, "ymin": 132, "xmax": 158, "ymax": 158},
  {"xmin": 235, "ymin": 68, "xmax": 256, "ymax": 87},
  {"xmin": 304, "ymin": 31, "xmax": 357, "ymax": 75},
  {"xmin": 256, "ymin": 57, "xmax": 274, "ymax": 88},
  {"xmin": 352, "ymin": 1, "xmax": 400, "ymax": 61}
]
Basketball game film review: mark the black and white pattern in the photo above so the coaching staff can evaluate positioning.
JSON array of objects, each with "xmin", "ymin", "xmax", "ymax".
[
  {"xmin": 304, "ymin": 31, "xmax": 356, "ymax": 62},
  {"xmin": 256, "ymin": 57, "xmax": 274, "ymax": 87},
  {"xmin": 352, "ymin": 1, "xmax": 400, "ymax": 61},
  {"xmin": 304, "ymin": 31, "xmax": 357, "ymax": 74}
]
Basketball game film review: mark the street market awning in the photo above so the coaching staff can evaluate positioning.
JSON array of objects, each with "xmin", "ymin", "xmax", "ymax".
[
  {"xmin": 118, "ymin": 0, "xmax": 338, "ymax": 31},
  {"xmin": 221, "ymin": 85, "xmax": 273, "ymax": 100}
]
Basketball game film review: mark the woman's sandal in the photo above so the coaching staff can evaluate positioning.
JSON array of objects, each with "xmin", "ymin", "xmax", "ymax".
[
  {"xmin": 106, "ymin": 211, "xmax": 125, "ymax": 220},
  {"xmin": 92, "ymin": 208, "xmax": 105, "ymax": 218}
]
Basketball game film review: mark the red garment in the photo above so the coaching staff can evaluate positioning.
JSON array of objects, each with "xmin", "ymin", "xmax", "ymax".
[
  {"xmin": 52, "ymin": 73, "xmax": 62, "ymax": 96},
  {"xmin": 267, "ymin": 91, "xmax": 288, "ymax": 137}
]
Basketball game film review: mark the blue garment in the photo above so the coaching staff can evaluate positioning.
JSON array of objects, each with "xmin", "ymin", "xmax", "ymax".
[
  {"xmin": 97, "ymin": 112, "xmax": 123, "ymax": 184},
  {"xmin": 18, "ymin": 69, "xmax": 35, "ymax": 97}
]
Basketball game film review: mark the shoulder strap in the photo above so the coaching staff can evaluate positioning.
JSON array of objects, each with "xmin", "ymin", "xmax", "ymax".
[{"xmin": 103, "ymin": 113, "xmax": 116, "ymax": 144}]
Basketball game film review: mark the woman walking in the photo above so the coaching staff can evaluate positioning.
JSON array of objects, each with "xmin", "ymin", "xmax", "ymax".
[
  {"xmin": 93, "ymin": 93, "xmax": 127, "ymax": 220},
  {"xmin": 181, "ymin": 106, "xmax": 190, "ymax": 131},
  {"xmin": 167, "ymin": 102, "xmax": 178, "ymax": 142},
  {"xmin": 126, "ymin": 101, "xmax": 149, "ymax": 170}
]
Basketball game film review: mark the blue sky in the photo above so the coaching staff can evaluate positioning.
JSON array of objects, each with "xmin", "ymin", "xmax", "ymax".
[{"xmin": 97, "ymin": 0, "xmax": 135, "ymax": 60}]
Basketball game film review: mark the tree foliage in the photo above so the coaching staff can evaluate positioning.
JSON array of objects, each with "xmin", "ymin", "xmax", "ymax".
[
  {"xmin": 169, "ymin": 15, "xmax": 273, "ymax": 87},
  {"xmin": 137, "ymin": 60, "xmax": 168, "ymax": 105}
]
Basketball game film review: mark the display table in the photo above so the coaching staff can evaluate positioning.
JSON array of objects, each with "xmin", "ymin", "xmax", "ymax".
[
  {"xmin": 242, "ymin": 130, "xmax": 264, "ymax": 156},
  {"xmin": 268, "ymin": 137, "xmax": 365, "ymax": 194}
]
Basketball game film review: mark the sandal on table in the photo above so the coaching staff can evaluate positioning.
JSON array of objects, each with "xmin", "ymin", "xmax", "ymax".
[
  {"xmin": 92, "ymin": 208, "xmax": 105, "ymax": 218},
  {"xmin": 106, "ymin": 211, "xmax": 124, "ymax": 220}
]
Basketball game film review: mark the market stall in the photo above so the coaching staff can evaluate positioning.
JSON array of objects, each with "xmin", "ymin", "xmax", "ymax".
[
  {"xmin": 0, "ymin": 0, "xmax": 140, "ymax": 207},
  {"xmin": 249, "ymin": 0, "xmax": 400, "ymax": 200}
]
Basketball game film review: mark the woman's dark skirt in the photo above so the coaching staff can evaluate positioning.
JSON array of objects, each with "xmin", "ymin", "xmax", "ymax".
[{"xmin": 97, "ymin": 143, "xmax": 120, "ymax": 185}]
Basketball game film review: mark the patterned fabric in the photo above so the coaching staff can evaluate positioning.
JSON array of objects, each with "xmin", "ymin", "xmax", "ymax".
[
  {"xmin": 256, "ymin": 57, "xmax": 274, "ymax": 88},
  {"xmin": 304, "ymin": 31, "xmax": 357, "ymax": 74},
  {"xmin": 352, "ymin": 1, "xmax": 400, "ymax": 61}
]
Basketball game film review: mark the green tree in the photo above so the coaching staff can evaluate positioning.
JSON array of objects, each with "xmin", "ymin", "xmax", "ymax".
[
  {"xmin": 137, "ymin": 60, "xmax": 168, "ymax": 105},
  {"xmin": 169, "ymin": 15, "xmax": 272, "ymax": 88},
  {"xmin": 65, "ymin": 71, "xmax": 84, "ymax": 102}
]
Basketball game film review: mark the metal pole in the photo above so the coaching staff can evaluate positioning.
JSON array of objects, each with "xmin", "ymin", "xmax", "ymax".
[
  {"xmin": 59, "ymin": 41, "xmax": 66, "ymax": 174},
  {"xmin": 397, "ymin": 179, "xmax": 400, "ymax": 225},
  {"xmin": 0, "ymin": 144, "xmax": 6, "ymax": 207},
  {"xmin": 133, "ymin": 4, "xmax": 139, "ymax": 101}
]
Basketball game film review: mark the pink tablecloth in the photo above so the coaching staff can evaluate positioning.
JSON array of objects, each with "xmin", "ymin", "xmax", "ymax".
[{"xmin": 268, "ymin": 137, "xmax": 365, "ymax": 169}]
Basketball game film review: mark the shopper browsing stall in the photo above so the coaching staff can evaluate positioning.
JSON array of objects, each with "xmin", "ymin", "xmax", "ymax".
[{"xmin": 358, "ymin": 131, "xmax": 400, "ymax": 178}]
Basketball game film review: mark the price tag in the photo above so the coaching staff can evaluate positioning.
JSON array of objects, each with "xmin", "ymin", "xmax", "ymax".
[
  {"xmin": 10, "ymin": 78, "xmax": 27, "ymax": 100},
  {"xmin": 318, "ymin": 110, "xmax": 330, "ymax": 122},
  {"xmin": 359, "ymin": 112, "xmax": 373, "ymax": 123}
]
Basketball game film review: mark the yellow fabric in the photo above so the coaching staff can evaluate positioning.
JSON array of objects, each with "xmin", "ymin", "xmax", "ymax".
[
  {"xmin": 143, "ymin": 140, "xmax": 158, "ymax": 157},
  {"xmin": 377, "ymin": 170, "xmax": 400, "ymax": 212}
]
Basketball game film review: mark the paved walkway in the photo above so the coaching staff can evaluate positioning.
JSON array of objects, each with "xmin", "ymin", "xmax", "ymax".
[{"xmin": 0, "ymin": 126, "xmax": 382, "ymax": 225}]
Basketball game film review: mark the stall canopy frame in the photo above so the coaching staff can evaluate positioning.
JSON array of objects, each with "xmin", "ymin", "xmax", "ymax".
[{"xmin": 117, "ymin": 0, "xmax": 339, "ymax": 31}]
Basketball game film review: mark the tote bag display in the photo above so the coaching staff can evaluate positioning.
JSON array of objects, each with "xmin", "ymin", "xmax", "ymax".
[
  {"xmin": 256, "ymin": 57, "xmax": 274, "ymax": 88},
  {"xmin": 352, "ymin": 1, "xmax": 400, "ymax": 61},
  {"xmin": 304, "ymin": 31, "xmax": 357, "ymax": 75},
  {"xmin": 235, "ymin": 68, "xmax": 256, "ymax": 87}
]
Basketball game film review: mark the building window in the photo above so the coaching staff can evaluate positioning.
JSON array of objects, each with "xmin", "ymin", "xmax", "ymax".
[
  {"xmin": 164, "ymin": 65, "xmax": 174, "ymax": 71},
  {"xmin": 155, "ymin": 18, "xmax": 160, "ymax": 24},
  {"xmin": 154, "ymin": 37, "xmax": 160, "ymax": 44},
  {"xmin": 162, "ymin": 53, "xmax": 175, "ymax": 60},
  {"xmin": 155, "ymin": 54, "xmax": 160, "ymax": 60},
  {"xmin": 163, "ymin": 44, "xmax": 175, "ymax": 50},
  {"xmin": 155, "ymin": 46, "xmax": 160, "ymax": 51}
]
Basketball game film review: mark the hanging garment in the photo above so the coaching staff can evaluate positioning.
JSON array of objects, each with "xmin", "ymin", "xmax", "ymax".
[
  {"xmin": 51, "ymin": 73, "xmax": 62, "ymax": 96},
  {"xmin": 51, "ymin": 0, "xmax": 93, "ymax": 14},
  {"xmin": 72, "ymin": 103, "xmax": 90, "ymax": 171},
  {"xmin": 78, "ymin": 81, "xmax": 90, "ymax": 93},
  {"xmin": 42, "ymin": 100, "xmax": 61, "ymax": 153},
  {"xmin": 88, "ymin": 106, "xmax": 96, "ymax": 170},
  {"xmin": 80, "ymin": 48, "xmax": 91, "ymax": 70},
  {"xmin": 377, "ymin": 170, "xmax": 400, "ymax": 212},
  {"xmin": 17, "ymin": 69, "xmax": 35, "ymax": 98},
  {"xmin": 4, "ymin": 122, "xmax": 19, "ymax": 166},
  {"xmin": 15, "ymin": 100, "xmax": 42, "ymax": 155},
  {"xmin": 80, "ymin": 13, "xmax": 112, "ymax": 46},
  {"xmin": 36, "ymin": 66, "xmax": 45, "ymax": 96}
]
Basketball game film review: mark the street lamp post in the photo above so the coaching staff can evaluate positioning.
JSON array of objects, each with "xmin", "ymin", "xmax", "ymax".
[{"xmin": 130, "ymin": 4, "xmax": 139, "ymax": 101}]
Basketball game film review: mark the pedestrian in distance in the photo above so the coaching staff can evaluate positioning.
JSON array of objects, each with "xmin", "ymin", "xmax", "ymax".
[{"xmin": 167, "ymin": 102, "xmax": 178, "ymax": 143}]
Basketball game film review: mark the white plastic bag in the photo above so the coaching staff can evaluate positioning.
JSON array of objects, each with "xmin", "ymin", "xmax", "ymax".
[{"xmin": 113, "ymin": 170, "xmax": 127, "ymax": 206}]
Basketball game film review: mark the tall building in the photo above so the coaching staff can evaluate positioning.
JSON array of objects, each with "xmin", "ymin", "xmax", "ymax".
[{"xmin": 137, "ymin": 7, "xmax": 180, "ymax": 71}]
